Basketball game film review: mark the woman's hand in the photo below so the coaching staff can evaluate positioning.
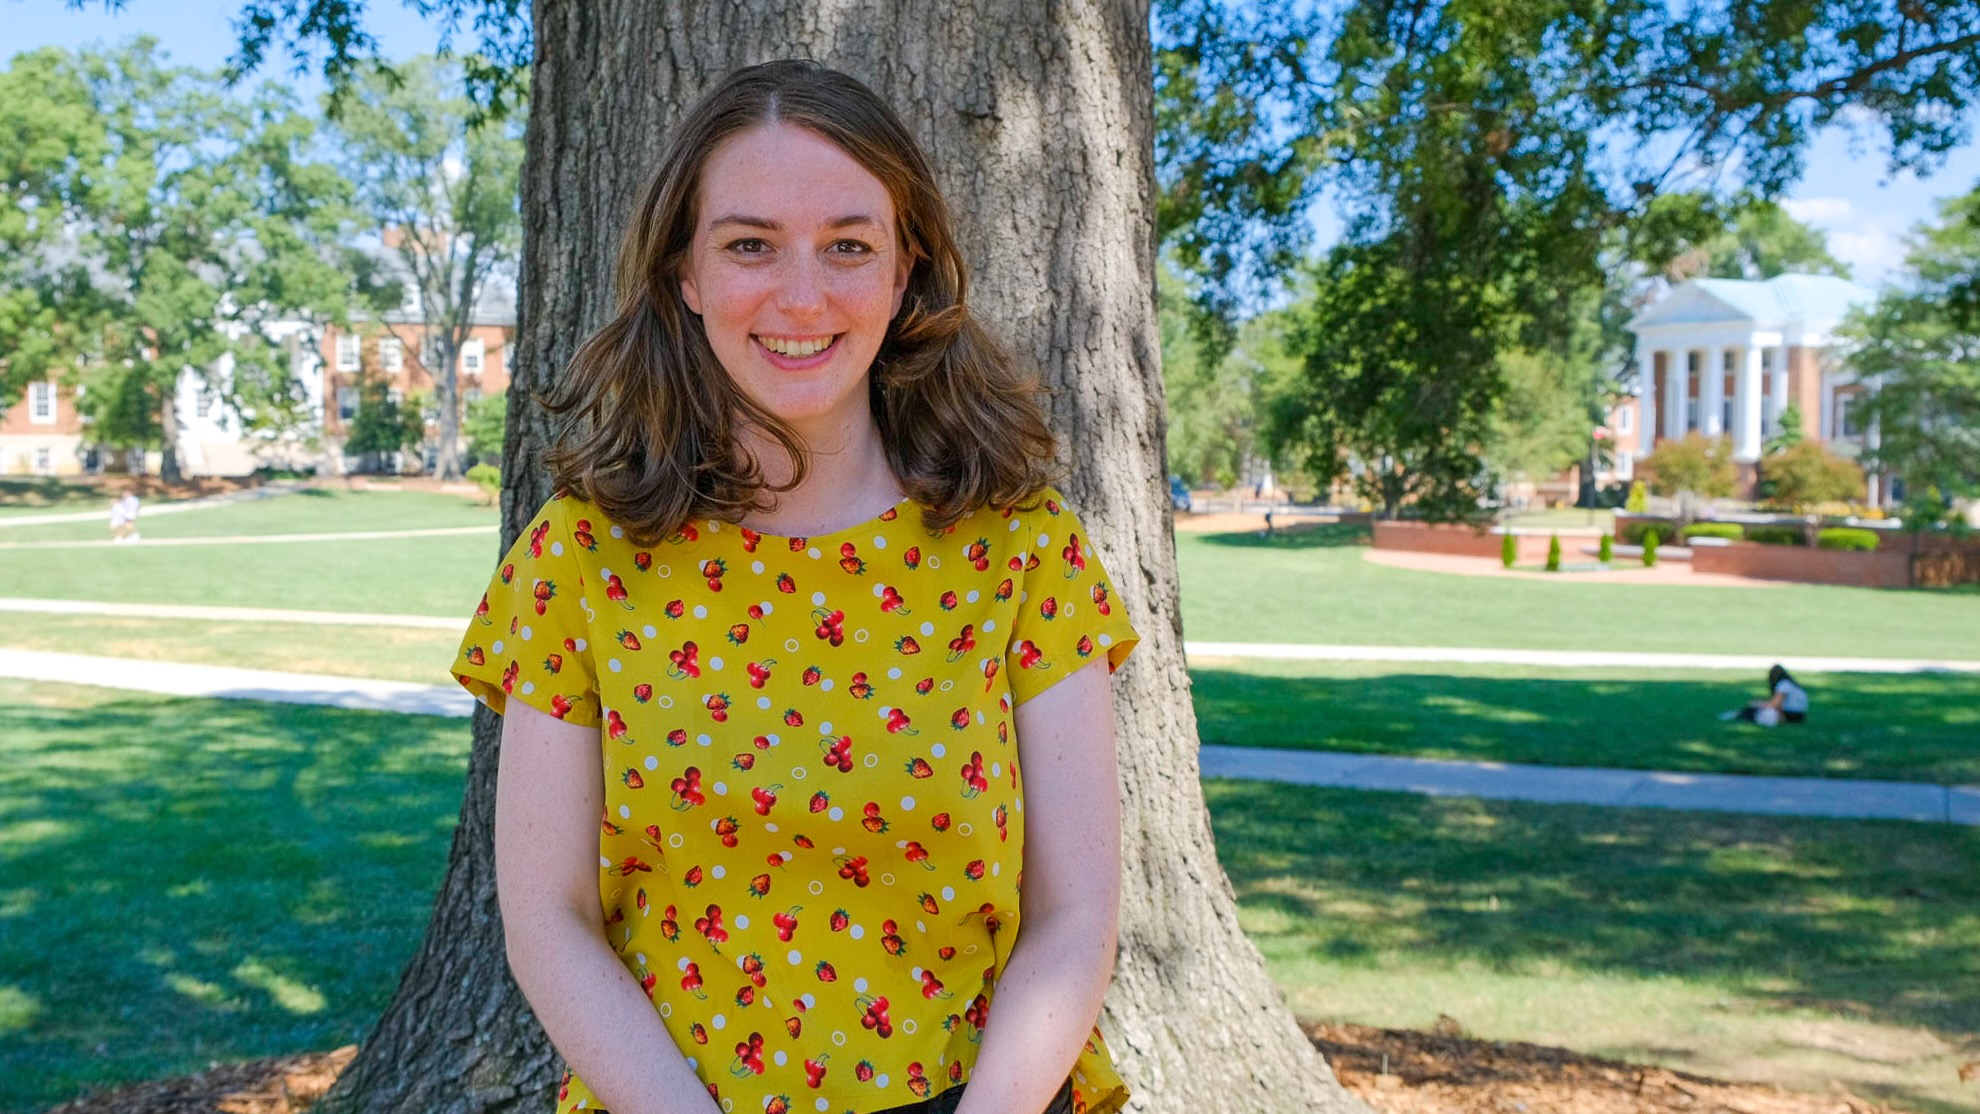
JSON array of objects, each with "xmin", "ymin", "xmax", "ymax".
[
  {"xmin": 954, "ymin": 659, "xmax": 1122, "ymax": 1114},
  {"xmin": 496, "ymin": 699, "xmax": 722, "ymax": 1114}
]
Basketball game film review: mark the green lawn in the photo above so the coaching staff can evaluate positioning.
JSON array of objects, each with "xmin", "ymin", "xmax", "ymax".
[
  {"xmin": 0, "ymin": 612, "xmax": 462, "ymax": 686},
  {"xmin": 0, "ymin": 487, "xmax": 496, "ymax": 542},
  {"xmin": 1498, "ymin": 506, "xmax": 1615, "ymax": 531},
  {"xmin": 1175, "ymin": 524, "xmax": 1980, "ymax": 660},
  {"xmin": 0, "ymin": 681, "xmax": 469, "ymax": 1113},
  {"xmin": 1191, "ymin": 659, "xmax": 1980, "ymax": 783},
  {"xmin": 1206, "ymin": 778, "xmax": 1980, "ymax": 1114}
]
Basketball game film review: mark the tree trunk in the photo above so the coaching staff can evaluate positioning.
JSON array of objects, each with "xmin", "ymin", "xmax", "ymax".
[
  {"xmin": 321, "ymin": 3, "xmax": 1362, "ymax": 1112},
  {"xmin": 435, "ymin": 333, "xmax": 464, "ymax": 480},
  {"xmin": 159, "ymin": 380, "xmax": 184, "ymax": 486}
]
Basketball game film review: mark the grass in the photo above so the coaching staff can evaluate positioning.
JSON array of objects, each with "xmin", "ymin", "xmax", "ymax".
[
  {"xmin": 1499, "ymin": 506, "xmax": 1615, "ymax": 531},
  {"xmin": 1205, "ymin": 778, "xmax": 1980, "ymax": 1114},
  {"xmin": 0, "ymin": 487, "xmax": 496, "ymax": 542},
  {"xmin": 1175, "ymin": 524, "xmax": 1980, "ymax": 660},
  {"xmin": 1190, "ymin": 659, "xmax": 1980, "ymax": 784},
  {"xmin": 0, "ymin": 613, "xmax": 461, "ymax": 686},
  {"xmin": 0, "ymin": 680, "xmax": 469, "ymax": 1113}
]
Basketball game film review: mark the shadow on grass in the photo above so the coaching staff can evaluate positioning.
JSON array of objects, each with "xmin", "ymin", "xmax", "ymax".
[
  {"xmin": 1193, "ymin": 521, "xmax": 1372, "ymax": 550},
  {"xmin": 1190, "ymin": 668, "xmax": 1980, "ymax": 784},
  {"xmin": 0, "ymin": 692, "xmax": 468, "ymax": 1113},
  {"xmin": 1206, "ymin": 779, "xmax": 1980, "ymax": 1064}
]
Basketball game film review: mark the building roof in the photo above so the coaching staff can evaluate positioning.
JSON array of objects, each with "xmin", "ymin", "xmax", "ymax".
[{"xmin": 1628, "ymin": 273, "xmax": 1875, "ymax": 332}]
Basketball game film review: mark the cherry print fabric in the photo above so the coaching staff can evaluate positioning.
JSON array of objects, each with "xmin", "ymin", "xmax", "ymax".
[{"xmin": 454, "ymin": 488, "xmax": 1139, "ymax": 1114}]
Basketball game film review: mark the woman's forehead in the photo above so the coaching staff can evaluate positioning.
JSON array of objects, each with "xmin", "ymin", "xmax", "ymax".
[{"xmin": 696, "ymin": 122, "xmax": 896, "ymax": 231}]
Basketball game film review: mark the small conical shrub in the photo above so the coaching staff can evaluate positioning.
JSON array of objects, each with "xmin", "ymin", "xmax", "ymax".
[
  {"xmin": 1642, "ymin": 529, "xmax": 1660, "ymax": 567},
  {"xmin": 1501, "ymin": 532, "xmax": 1517, "ymax": 568},
  {"xmin": 1546, "ymin": 533, "xmax": 1562, "ymax": 572},
  {"xmin": 1626, "ymin": 481, "xmax": 1648, "ymax": 513},
  {"xmin": 1598, "ymin": 533, "xmax": 1613, "ymax": 563}
]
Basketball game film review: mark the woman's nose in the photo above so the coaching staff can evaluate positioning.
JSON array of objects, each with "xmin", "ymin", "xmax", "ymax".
[{"xmin": 774, "ymin": 255, "xmax": 828, "ymax": 316}]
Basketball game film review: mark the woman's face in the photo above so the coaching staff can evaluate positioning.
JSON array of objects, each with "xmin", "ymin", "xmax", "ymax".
[{"xmin": 679, "ymin": 122, "xmax": 912, "ymax": 440}]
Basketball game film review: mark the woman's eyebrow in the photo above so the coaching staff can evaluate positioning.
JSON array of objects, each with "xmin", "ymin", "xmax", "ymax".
[{"xmin": 706, "ymin": 213, "xmax": 884, "ymax": 231}]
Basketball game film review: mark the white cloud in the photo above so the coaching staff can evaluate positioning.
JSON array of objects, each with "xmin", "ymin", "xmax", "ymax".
[
  {"xmin": 1781, "ymin": 197, "xmax": 1856, "ymax": 225},
  {"xmin": 1827, "ymin": 226, "xmax": 1908, "ymax": 287}
]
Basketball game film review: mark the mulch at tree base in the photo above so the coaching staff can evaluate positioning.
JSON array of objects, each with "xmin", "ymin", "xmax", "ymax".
[{"xmin": 37, "ymin": 1025, "xmax": 1930, "ymax": 1114}]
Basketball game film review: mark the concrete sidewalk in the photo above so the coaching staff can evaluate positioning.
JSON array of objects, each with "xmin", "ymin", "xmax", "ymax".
[
  {"xmin": 6, "ymin": 648, "xmax": 1973, "ymax": 826},
  {"xmin": 1201, "ymin": 745, "xmax": 1980, "ymax": 826},
  {"xmin": 0, "ymin": 524, "xmax": 494, "ymax": 550},
  {"xmin": 0, "ymin": 481, "xmax": 306, "ymax": 528}
]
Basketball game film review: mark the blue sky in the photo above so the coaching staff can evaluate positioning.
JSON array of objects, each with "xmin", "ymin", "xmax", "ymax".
[{"xmin": 10, "ymin": 0, "xmax": 1979, "ymax": 288}]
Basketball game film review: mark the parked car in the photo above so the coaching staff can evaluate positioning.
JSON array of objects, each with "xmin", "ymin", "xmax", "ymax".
[{"xmin": 1168, "ymin": 474, "xmax": 1193, "ymax": 513}]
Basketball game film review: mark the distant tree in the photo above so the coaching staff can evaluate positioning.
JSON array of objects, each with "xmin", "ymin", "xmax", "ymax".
[
  {"xmin": 1644, "ymin": 433, "xmax": 1737, "ymax": 518},
  {"xmin": 327, "ymin": 55, "xmax": 523, "ymax": 481},
  {"xmin": 342, "ymin": 376, "xmax": 424, "ymax": 473},
  {"xmin": 1760, "ymin": 440, "xmax": 1864, "ymax": 509},
  {"xmin": 1845, "ymin": 187, "xmax": 1980, "ymax": 509},
  {"xmin": 1160, "ymin": 266, "xmax": 1298, "ymax": 488},
  {"xmin": 1651, "ymin": 199, "xmax": 1852, "ymax": 281},
  {"xmin": 461, "ymin": 387, "xmax": 506, "ymax": 468}
]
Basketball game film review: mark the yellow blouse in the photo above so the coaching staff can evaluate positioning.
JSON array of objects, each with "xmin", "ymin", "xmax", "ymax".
[{"xmin": 454, "ymin": 488, "xmax": 1139, "ymax": 1114}]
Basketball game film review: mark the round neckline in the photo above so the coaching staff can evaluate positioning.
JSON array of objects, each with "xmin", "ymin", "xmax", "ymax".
[{"xmin": 723, "ymin": 495, "xmax": 919, "ymax": 546}]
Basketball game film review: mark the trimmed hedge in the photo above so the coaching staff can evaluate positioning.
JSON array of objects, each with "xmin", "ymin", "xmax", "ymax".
[
  {"xmin": 1641, "ymin": 530, "xmax": 1660, "ymax": 567},
  {"xmin": 1816, "ymin": 527, "xmax": 1882, "ymax": 552},
  {"xmin": 1680, "ymin": 522, "xmax": 1744, "ymax": 543},
  {"xmin": 1745, "ymin": 525, "xmax": 1804, "ymax": 547},
  {"xmin": 1618, "ymin": 520, "xmax": 1677, "ymax": 546}
]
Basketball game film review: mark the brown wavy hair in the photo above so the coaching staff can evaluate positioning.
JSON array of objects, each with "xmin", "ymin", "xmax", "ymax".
[{"xmin": 541, "ymin": 60, "xmax": 1058, "ymax": 545}]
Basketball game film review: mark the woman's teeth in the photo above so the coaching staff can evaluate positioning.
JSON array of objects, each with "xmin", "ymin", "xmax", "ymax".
[{"xmin": 759, "ymin": 335, "xmax": 834, "ymax": 357}]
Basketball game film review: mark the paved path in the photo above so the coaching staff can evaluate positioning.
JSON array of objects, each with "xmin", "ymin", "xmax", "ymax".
[
  {"xmin": 0, "ymin": 524, "xmax": 495, "ymax": 550},
  {"xmin": 1201, "ymin": 745, "xmax": 1980, "ymax": 826},
  {"xmin": 2, "ymin": 598, "xmax": 1975, "ymax": 676},
  {"xmin": 4, "ymin": 649, "xmax": 1973, "ymax": 826},
  {"xmin": 0, "ymin": 481, "xmax": 306, "ymax": 528}
]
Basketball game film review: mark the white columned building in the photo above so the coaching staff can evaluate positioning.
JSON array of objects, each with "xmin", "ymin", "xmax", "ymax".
[{"xmin": 1623, "ymin": 274, "xmax": 1877, "ymax": 497}]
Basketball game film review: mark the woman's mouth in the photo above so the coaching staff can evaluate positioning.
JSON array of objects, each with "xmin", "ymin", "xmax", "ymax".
[{"xmin": 755, "ymin": 334, "xmax": 841, "ymax": 359}]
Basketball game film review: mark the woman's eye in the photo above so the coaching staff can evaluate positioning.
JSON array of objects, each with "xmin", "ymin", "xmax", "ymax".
[
  {"xmin": 828, "ymin": 240, "xmax": 874, "ymax": 256},
  {"xmin": 725, "ymin": 238, "xmax": 770, "ymax": 255}
]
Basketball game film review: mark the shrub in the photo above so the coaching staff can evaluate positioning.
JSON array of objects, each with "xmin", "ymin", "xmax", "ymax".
[
  {"xmin": 1745, "ymin": 525, "xmax": 1803, "ymax": 547},
  {"xmin": 1618, "ymin": 519, "xmax": 1676, "ymax": 546},
  {"xmin": 1641, "ymin": 529, "xmax": 1660, "ymax": 567},
  {"xmin": 1625, "ymin": 480, "xmax": 1649, "ymax": 513},
  {"xmin": 1680, "ymin": 522, "xmax": 1744, "ymax": 543},
  {"xmin": 1501, "ymin": 532, "xmax": 1517, "ymax": 569},
  {"xmin": 1643, "ymin": 434, "xmax": 1737, "ymax": 500},
  {"xmin": 1760, "ymin": 440, "xmax": 1864, "ymax": 510},
  {"xmin": 466, "ymin": 464, "xmax": 502, "ymax": 503},
  {"xmin": 1546, "ymin": 534, "xmax": 1562, "ymax": 571},
  {"xmin": 1816, "ymin": 527, "xmax": 1881, "ymax": 552},
  {"xmin": 1598, "ymin": 533, "xmax": 1613, "ymax": 562}
]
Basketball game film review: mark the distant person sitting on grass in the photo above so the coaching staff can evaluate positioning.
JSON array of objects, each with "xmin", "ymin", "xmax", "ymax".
[
  {"xmin": 1721, "ymin": 664, "xmax": 1807, "ymax": 726},
  {"xmin": 108, "ymin": 488, "xmax": 141, "ymax": 545}
]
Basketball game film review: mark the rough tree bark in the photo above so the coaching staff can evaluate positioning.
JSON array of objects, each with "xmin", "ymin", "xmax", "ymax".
[{"xmin": 320, "ymin": 3, "xmax": 1363, "ymax": 1112}]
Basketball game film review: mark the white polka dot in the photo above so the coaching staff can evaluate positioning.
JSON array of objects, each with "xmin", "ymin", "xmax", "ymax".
[
  {"xmin": 801, "ymin": 994, "xmax": 815, "ymax": 1009},
  {"xmin": 706, "ymin": 656, "xmax": 722, "ymax": 671},
  {"xmin": 902, "ymin": 1019, "xmax": 918, "ymax": 1035},
  {"xmin": 976, "ymin": 711, "xmax": 986, "ymax": 725},
  {"xmin": 809, "ymin": 880, "xmax": 824, "ymax": 895},
  {"xmin": 643, "ymin": 624, "xmax": 657, "ymax": 638},
  {"xmin": 767, "ymin": 733, "xmax": 781, "ymax": 746},
  {"xmin": 812, "ymin": 592, "xmax": 827, "ymax": 606},
  {"xmin": 618, "ymin": 805, "xmax": 631, "ymax": 819},
  {"xmin": 1099, "ymin": 633, "xmax": 1113, "ymax": 647},
  {"xmin": 677, "ymin": 956, "xmax": 691, "ymax": 970},
  {"xmin": 828, "ymin": 807, "xmax": 844, "ymax": 821},
  {"xmin": 787, "ymin": 950, "xmax": 802, "ymax": 965},
  {"xmin": 1009, "ymin": 519, "xmax": 1022, "ymax": 532},
  {"xmin": 520, "ymin": 682, "xmax": 535, "ymax": 695},
  {"xmin": 832, "ymin": 1031, "xmax": 846, "ymax": 1047},
  {"xmin": 853, "ymin": 978, "xmax": 868, "ymax": 993},
  {"xmin": 657, "ymin": 566, "xmax": 672, "ymax": 578},
  {"xmin": 773, "ymin": 1051, "xmax": 788, "ymax": 1067},
  {"xmin": 519, "ymin": 625, "xmax": 532, "ymax": 640},
  {"xmin": 820, "ymin": 721, "xmax": 833, "ymax": 734},
  {"xmin": 863, "ymin": 753, "xmax": 878, "ymax": 768},
  {"xmin": 693, "ymin": 605, "xmax": 708, "ymax": 619},
  {"xmin": 713, "ymin": 782, "xmax": 727, "ymax": 795},
  {"xmin": 915, "ymin": 921, "xmax": 925, "ymax": 934},
  {"xmin": 991, "ymin": 862, "xmax": 1001, "ymax": 876},
  {"xmin": 990, "ymin": 764, "xmax": 1001, "ymax": 778},
  {"xmin": 875, "ymin": 1074, "xmax": 889, "ymax": 1089},
  {"xmin": 821, "ymin": 680, "xmax": 834, "ymax": 692},
  {"xmin": 574, "ymin": 638, "xmax": 588, "ymax": 651},
  {"xmin": 600, "ymin": 855, "xmax": 612, "ymax": 868},
  {"xmin": 887, "ymin": 668, "xmax": 901, "ymax": 680},
  {"xmin": 760, "ymin": 602, "xmax": 774, "ymax": 615},
  {"xmin": 930, "ymin": 743, "xmax": 946, "ymax": 758},
  {"xmin": 849, "ymin": 924, "xmax": 864, "ymax": 940},
  {"xmin": 551, "ymin": 542, "xmax": 565, "ymax": 555},
  {"xmin": 817, "ymin": 1100, "xmax": 830, "ymax": 1112},
  {"xmin": 765, "ymin": 822, "xmax": 779, "ymax": 833},
  {"xmin": 785, "ymin": 638, "xmax": 801, "ymax": 653},
  {"xmin": 983, "ymin": 619, "xmax": 996, "ymax": 632},
  {"xmin": 941, "ymin": 886, "xmax": 955, "ymax": 901},
  {"xmin": 492, "ymin": 639, "xmax": 505, "ymax": 653},
  {"xmin": 644, "ymin": 756, "xmax": 658, "ymax": 770},
  {"xmin": 708, "ymin": 521, "xmax": 721, "ymax": 532},
  {"xmin": 713, "ymin": 865, "xmax": 726, "ymax": 879},
  {"xmin": 919, "ymin": 621, "xmax": 934, "ymax": 636},
  {"xmin": 807, "ymin": 547, "xmax": 821, "ymax": 559},
  {"xmin": 697, "ymin": 734, "xmax": 712, "ymax": 746},
  {"xmin": 712, "ymin": 1014, "xmax": 726, "ymax": 1030},
  {"xmin": 601, "ymin": 568, "xmax": 614, "ymax": 580},
  {"xmin": 610, "ymin": 526, "xmax": 624, "ymax": 538},
  {"xmin": 873, "ymin": 536, "xmax": 887, "ymax": 549},
  {"xmin": 900, "ymin": 796, "xmax": 915, "ymax": 811},
  {"xmin": 669, "ymin": 833, "xmax": 683, "ymax": 848},
  {"xmin": 1038, "ymin": 533, "xmax": 1051, "ymax": 546},
  {"xmin": 758, "ymin": 696, "xmax": 772, "ymax": 709},
  {"xmin": 871, "ymin": 584, "xmax": 887, "ymax": 598},
  {"xmin": 752, "ymin": 560, "xmax": 765, "ymax": 574},
  {"xmin": 735, "ymin": 913, "xmax": 749, "ymax": 929},
  {"xmin": 608, "ymin": 659, "xmax": 623, "ymax": 673},
  {"xmin": 965, "ymin": 590, "xmax": 979, "ymax": 603}
]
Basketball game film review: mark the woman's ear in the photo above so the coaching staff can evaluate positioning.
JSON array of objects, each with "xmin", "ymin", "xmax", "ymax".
[
  {"xmin": 680, "ymin": 272, "xmax": 703, "ymax": 316},
  {"xmin": 890, "ymin": 255, "xmax": 911, "ymax": 318}
]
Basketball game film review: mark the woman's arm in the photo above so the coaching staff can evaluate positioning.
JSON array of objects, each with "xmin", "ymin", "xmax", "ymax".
[
  {"xmin": 955, "ymin": 660, "xmax": 1122, "ymax": 1114},
  {"xmin": 495, "ymin": 699, "xmax": 721, "ymax": 1114}
]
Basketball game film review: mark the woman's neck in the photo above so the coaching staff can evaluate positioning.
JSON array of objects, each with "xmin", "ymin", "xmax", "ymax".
[{"xmin": 739, "ymin": 413, "xmax": 902, "ymax": 538}]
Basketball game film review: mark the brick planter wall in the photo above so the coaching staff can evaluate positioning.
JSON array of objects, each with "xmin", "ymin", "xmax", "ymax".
[
  {"xmin": 1690, "ymin": 542, "xmax": 1913, "ymax": 589},
  {"xmin": 1371, "ymin": 520, "xmax": 1561, "ymax": 564}
]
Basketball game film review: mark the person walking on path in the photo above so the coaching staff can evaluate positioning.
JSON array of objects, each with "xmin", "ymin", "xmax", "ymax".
[
  {"xmin": 452, "ymin": 61, "xmax": 1140, "ymax": 1114},
  {"xmin": 108, "ymin": 488, "xmax": 141, "ymax": 544}
]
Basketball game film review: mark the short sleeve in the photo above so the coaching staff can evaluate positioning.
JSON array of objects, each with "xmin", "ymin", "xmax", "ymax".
[
  {"xmin": 1005, "ymin": 490, "xmax": 1140, "ymax": 706},
  {"xmin": 451, "ymin": 495, "xmax": 602, "ymax": 726}
]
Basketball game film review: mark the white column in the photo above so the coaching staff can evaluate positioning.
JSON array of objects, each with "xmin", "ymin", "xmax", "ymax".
[
  {"xmin": 1768, "ymin": 346, "xmax": 1789, "ymax": 433},
  {"xmin": 1699, "ymin": 347, "xmax": 1725, "ymax": 436},
  {"xmin": 1665, "ymin": 348, "xmax": 1689, "ymax": 439},
  {"xmin": 1733, "ymin": 344, "xmax": 1763, "ymax": 461},
  {"xmin": 1636, "ymin": 341, "xmax": 1656, "ymax": 454}
]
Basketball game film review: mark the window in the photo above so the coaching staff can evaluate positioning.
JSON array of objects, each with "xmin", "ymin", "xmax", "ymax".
[
  {"xmin": 336, "ymin": 333, "xmax": 361, "ymax": 371},
  {"xmin": 33, "ymin": 447, "xmax": 53, "ymax": 475},
  {"xmin": 28, "ymin": 381, "xmax": 56, "ymax": 424},
  {"xmin": 1616, "ymin": 450, "xmax": 1634, "ymax": 478},
  {"xmin": 194, "ymin": 387, "xmax": 218, "ymax": 420},
  {"xmin": 421, "ymin": 335, "xmax": 442, "ymax": 369},
  {"xmin": 1838, "ymin": 393, "xmax": 1865, "ymax": 438},
  {"xmin": 402, "ymin": 280, "xmax": 422, "ymax": 315},
  {"xmin": 1616, "ymin": 406, "xmax": 1633, "ymax": 435},
  {"xmin": 380, "ymin": 337, "xmax": 404, "ymax": 371},
  {"xmin": 462, "ymin": 338, "xmax": 485, "ymax": 373},
  {"xmin": 337, "ymin": 386, "xmax": 360, "ymax": 421},
  {"xmin": 465, "ymin": 387, "xmax": 483, "ymax": 405}
]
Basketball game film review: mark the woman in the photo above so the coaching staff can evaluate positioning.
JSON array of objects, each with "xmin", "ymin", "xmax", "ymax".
[
  {"xmin": 1727, "ymin": 664, "xmax": 1808, "ymax": 726},
  {"xmin": 453, "ymin": 60, "xmax": 1138, "ymax": 1114}
]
